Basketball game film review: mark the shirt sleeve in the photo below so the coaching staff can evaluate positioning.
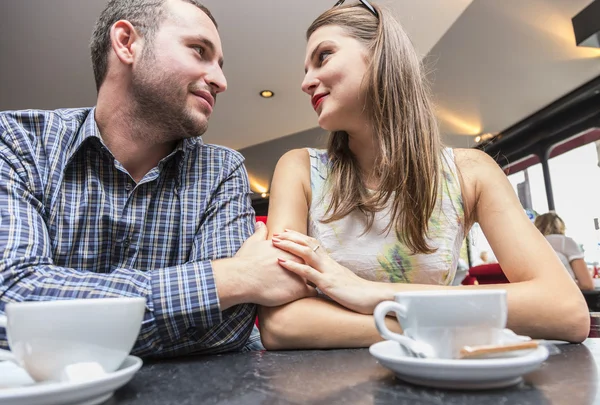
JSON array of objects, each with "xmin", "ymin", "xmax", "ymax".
[
  {"xmin": 149, "ymin": 151, "xmax": 256, "ymax": 356},
  {"xmin": 0, "ymin": 130, "xmax": 255, "ymax": 357},
  {"xmin": 562, "ymin": 236, "xmax": 585, "ymax": 262}
]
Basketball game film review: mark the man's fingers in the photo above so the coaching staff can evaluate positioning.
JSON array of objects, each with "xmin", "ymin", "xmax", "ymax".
[{"xmin": 251, "ymin": 221, "xmax": 268, "ymax": 240}]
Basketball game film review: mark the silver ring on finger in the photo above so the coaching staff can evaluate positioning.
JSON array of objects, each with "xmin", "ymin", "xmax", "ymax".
[{"xmin": 312, "ymin": 244, "xmax": 320, "ymax": 253}]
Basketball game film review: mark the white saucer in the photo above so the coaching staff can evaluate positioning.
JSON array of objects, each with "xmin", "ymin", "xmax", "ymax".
[
  {"xmin": 369, "ymin": 340, "xmax": 549, "ymax": 390},
  {"xmin": 0, "ymin": 355, "xmax": 142, "ymax": 405}
]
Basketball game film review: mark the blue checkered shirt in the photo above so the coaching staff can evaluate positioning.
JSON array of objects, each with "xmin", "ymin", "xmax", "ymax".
[{"xmin": 0, "ymin": 108, "xmax": 259, "ymax": 357}]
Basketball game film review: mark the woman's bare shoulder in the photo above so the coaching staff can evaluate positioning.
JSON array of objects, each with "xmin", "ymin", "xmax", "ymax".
[
  {"xmin": 452, "ymin": 148, "xmax": 497, "ymax": 168},
  {"xmin": 277, "ymin": 148, "xmax": 311, "ymax": 168}
]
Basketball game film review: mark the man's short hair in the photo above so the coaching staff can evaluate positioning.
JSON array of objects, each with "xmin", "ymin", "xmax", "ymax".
[{"xmin": 90, "ymin": 0, "xmax": 217, "ymax": 91}]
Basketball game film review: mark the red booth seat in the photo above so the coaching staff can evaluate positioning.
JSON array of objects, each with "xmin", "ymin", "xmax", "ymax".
[
  {"xmin": 467, "ymin": 263, "xmax": 509, "ymax": 285},
  {"xmin": 461, "ymin": 274, "xmax": 478, "ymax": 285}
]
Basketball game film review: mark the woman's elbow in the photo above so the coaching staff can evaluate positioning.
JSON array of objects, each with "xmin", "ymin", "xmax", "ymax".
[
  {"xmin": 257, "ymin": 306, "xmax": 293, "ymax": 350},
  {"xmin": 561, "ymin": 297, "xmax": 590, "ymax": 343}
]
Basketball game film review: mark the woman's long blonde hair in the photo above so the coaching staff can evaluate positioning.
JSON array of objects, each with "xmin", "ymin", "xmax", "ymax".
[{"xmin": 307, "ymin": 3, "xmax": 442, "ymax": 254}]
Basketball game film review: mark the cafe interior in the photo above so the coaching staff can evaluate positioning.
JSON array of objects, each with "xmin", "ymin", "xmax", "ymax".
[{"xmin": 1, "ymin": 0, "xmax": 600, "ymax": 404}]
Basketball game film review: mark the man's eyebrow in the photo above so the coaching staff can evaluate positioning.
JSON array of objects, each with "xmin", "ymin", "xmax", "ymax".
[
  {"xmin": 304, "ymin": 41, "xmax": 332, "ymax": 73},
  {"xmin": 188, "ymin": 36, "xmax": 224, "ymax": 68}
]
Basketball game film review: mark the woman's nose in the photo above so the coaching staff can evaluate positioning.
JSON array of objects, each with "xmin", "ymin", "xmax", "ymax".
[{"xmin": 301, "ymin": 73, "xmax": 318, "ymax": 95}]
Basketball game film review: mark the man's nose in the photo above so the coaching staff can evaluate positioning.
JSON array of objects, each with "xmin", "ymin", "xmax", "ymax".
[{"xmin": 206, "ymin": 66, "xmax": 227, "ymax": 94}]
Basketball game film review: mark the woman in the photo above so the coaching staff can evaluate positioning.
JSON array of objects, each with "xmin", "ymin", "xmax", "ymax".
[
  {"xmin": 258, "ymin": 1, "xmax": 589, "ymax": 349},
  {"xmin": 534, "ymin": 212, "xmax": 594, "ymax": 291}
]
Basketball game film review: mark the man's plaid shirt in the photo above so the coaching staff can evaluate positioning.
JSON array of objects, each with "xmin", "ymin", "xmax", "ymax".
[{"xmin": 0, "ymin": 107, "xmax": 257, "ymax": 357}]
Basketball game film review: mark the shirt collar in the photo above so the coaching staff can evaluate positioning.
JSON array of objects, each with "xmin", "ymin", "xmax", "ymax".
[
  {"xmin": 68, "ymin": 107, "xmax": 203, "ymax": 163},
  {"xmin": 183, "ymin": 136, "xmax": 202, "ymax": 150},
  {"xmin": 67, "ymin": 107, "xmax": 103, "ymax": 161}
]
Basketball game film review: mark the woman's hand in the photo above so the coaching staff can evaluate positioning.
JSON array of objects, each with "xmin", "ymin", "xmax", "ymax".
[{"xmin": 271, "ymin": 229, "xmax": 387, "ymax": 314}]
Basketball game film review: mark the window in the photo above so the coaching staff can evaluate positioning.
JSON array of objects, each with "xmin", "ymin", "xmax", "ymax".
[
  {"xmin": 466, "ymin": 155, "xmax": 550, "ymax": 267},
  {"xmin": 505, "ymin": 156, "xmax": 548, "ymax": 215},
  {"xmin": 548, "ymin": 139, "xmax": 600, "ymax": 263},
  {"xmin": 468, "ymin": 222, "xmax": 496, "ymax": 265}
]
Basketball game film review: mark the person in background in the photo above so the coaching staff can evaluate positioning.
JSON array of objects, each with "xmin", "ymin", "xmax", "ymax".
[
  {"xmin": 258, "ymin": 0, "xmax": 590, "ymax": 350},
  {"xmin": 479, "ymin": 251, "xmax": 490, "ymax": 264},
  {"xmin": 534, "ymin": 212, "xmax": 594, "ymax": 291},
  {"xmin": 473, "ymin": 250, "xmax": 497, "ymax": 266}
]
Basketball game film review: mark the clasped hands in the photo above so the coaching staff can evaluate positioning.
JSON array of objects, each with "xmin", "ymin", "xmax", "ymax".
[{"xmin": 271, "ymin": 229, "xmax": 381, "ymax": 314}]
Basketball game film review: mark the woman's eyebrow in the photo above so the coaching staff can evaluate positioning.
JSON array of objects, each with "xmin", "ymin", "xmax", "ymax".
[{"xmin": 304, "ymin": 41, "xmax": 335, "ymax": 73}]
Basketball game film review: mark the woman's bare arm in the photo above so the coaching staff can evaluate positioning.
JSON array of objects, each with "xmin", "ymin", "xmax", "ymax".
[{"xmin": 271, "ymin": 149, "xmax": 590, "ymax": 346}]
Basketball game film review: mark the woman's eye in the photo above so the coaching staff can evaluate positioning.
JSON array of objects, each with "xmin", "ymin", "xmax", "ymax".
[{"xmin": 318, "ymin": 51, "xmax": 331, "ymax": 64}]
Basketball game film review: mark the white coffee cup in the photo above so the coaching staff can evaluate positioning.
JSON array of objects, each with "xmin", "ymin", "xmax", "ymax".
[
  {"xmin": 0, "ymin": 297, "xmax": 146, "ymax": 381},
  {"xmin": 373, "ymin": 290, "xmax": 507, "ymax": 359}
]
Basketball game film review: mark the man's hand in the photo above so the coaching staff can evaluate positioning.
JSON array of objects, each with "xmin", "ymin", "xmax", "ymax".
[
  {"xmin": 235, "ymin": 222, "xmax": 317, "ymax": 306},
  {"xmin": 214, "ymin": 222, "xmax": 316, "ymax": 310}
]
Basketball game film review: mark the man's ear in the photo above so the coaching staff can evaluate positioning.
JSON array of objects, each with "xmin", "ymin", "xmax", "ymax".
[{"xmin": 110, "ymin": 20, "xmax": 143, "ymax": 66}]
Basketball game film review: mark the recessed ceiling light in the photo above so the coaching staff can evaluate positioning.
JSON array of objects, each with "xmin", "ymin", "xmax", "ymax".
[
  {"xmin": 260, "ymin": 90, "xmax": 274, "ymax": 98},
  {"xmin": 261, "ymin": 192, "xmax": 268, "ymax": 198},
  {"xmin": 474, "ymin": 135, "xmax": 481, "ymax": 143}
]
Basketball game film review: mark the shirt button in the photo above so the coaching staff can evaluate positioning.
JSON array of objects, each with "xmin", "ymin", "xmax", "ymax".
[
  {"xmin": 125, "ymin": 183, "xmax": 132, "ymax": 191},
  {"xmin": 123, "ymin": 238, "xmax": 131, "ymax": 247}
]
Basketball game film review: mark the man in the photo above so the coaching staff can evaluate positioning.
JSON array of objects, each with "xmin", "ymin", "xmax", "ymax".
[{"xmin": 0, "ymin": 0, "xmax": 314, "ymax": 357}]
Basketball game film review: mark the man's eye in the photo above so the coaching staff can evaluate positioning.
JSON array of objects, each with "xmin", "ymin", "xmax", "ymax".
[{"xmin": 194, "ymin": 46, "xmax": 205, "ymax": 56}]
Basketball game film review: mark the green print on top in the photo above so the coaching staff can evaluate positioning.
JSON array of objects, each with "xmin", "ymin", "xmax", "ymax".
[{"xmin": 307, "ymin": 148, "xmax": 465, "ymax": 286}]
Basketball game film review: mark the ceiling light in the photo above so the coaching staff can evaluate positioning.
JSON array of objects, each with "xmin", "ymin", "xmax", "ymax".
[
  {"xmin": 259, "ymin": 90, "xmax": 274, "ymax": 98},
  {"xmin": 436, "ymin": 107, "xmax": 481, "ymax": 135},
  {"xmin": 572, "ymin": 1, "xmax": 600, "ymax": 48},
  {"xmin": 474, "ymin": 133, "xmax": 495, "ymax": 144},
  {"xmin": 261, "ymin": 192, "xmax": 268, "ymax": 198},
  {"xmin": 248, "ymin": 175, "xmax": 268, "ymax": 194}
]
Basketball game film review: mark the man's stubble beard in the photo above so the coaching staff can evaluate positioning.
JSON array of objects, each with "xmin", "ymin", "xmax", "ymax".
[{"xmin": 130, "ymin": 51, "xmax": 209, "ymax": 143}]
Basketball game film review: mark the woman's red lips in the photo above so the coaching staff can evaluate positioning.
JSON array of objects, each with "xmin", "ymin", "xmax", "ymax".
[{"xmin": 311, "ymin": 93, "xmax": 328, "ymax": 110}]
